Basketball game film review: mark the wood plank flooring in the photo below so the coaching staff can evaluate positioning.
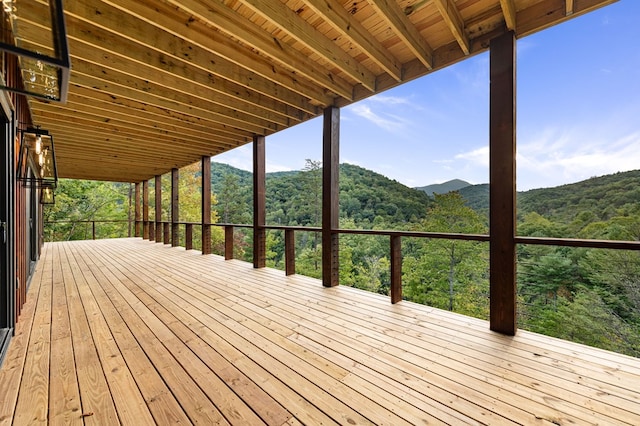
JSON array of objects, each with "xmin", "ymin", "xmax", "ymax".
[{"xmin": 1, "ymin": 238, "xmax": 639, "ymax": 425}]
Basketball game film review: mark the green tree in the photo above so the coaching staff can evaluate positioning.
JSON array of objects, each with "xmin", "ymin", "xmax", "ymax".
[
  {"xmin": 405, "ymin": 192, "xmax": 488, "ymax": 314},
  {"xmin": 44, "ymin": 179, "xmax": 130, "ymax": 241}
]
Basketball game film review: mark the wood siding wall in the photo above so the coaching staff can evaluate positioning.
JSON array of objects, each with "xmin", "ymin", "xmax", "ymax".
[{"xmin": 4, "ymin": 53, "xmax": 34, "ymax": 324}]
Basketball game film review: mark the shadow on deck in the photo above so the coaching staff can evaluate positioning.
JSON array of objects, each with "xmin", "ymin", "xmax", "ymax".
[{"xmin": 1, "ymin": 238, "xmax": 639, "ymax": 425}]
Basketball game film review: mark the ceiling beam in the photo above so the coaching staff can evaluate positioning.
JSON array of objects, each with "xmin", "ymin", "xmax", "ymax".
[
  {"xmin": 32, "ymin": 97, "xmax": 241, "ymax": 145},
  {"xmin": 62, "ymin": 0, "xmax": 335, "ymax": 106},
  {"xmin": 499, "ymin": 0, "xmax": 517, "ymax": 30},
  {"xmin": 366, "ymin": 0, "xmax": 434, "ymax": 69},
  {"xmin": 20, "ymin": 1, "xmax": 319, "ymax": 117},
  {"xmin": 566, "ymin": 0, "xmax": 575, "ymax": 16},
  {"xmin": 304, "ymin": 0, "xmax": 402, "ymax": 81},
  {"xmin": 31, "ymin": 113, "xmax": 235, "ymax": 153},
  {"xmin": 432, "ymin": 0, "xmax": 470, "ymax": 55},
  {"xmin": 61, "ymin": 85, "xmax": 253, "ymax": 142},
  {"xmin": 29, "ymin": 103, "xmax": 239, "ymax": 148},
  {"xmin": 18, "ymin": 22, "xmax": 301, "ymax": 128},
  {"xmin": 110, "ymin": 0, "xmax": 349, "ymax": 103},
  {"xmin": 236, "ymin": 0, "xmax": 377, "ymax": 91},
  {"xmin": 67, "ymin": 65, "xmax": 277, "ymax": 136}
]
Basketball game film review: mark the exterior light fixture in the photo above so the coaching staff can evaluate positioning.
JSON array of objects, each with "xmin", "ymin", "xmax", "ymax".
[
  {"xmin": 17, "ymin": 127, "xmax": 58, "ymax": 188},
  {"xmin": 0, "ymin": 0, "xmax": 70, "ymax": 102},
  {"xmin": 40, "ymin": 185, "xmax": 55, "ymax": 204}
]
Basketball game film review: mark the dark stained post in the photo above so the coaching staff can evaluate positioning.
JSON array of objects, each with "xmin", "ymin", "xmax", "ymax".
[
  {"xmin": 155, "ymin": 175, "xmax": 162, "ymax": 243},
  {"xmin": 225, "ymin": 226, "xmax": 234, "ymax": 260},
  {"xmin": 322, "ymin": 106, "xmax": 339, "ymax": 287},
  {"xmin": 128, "ymin": 183, "xmax": 132, "ymax": 237},
  {"xmin": 171, "ymin": 167, "xmax": 179, "ymax": 247},
  {"xmin": 201, "ymin": 156, "xmax": 212, "ymax": 255},
  {"xmin": 253, "ymin": 135, "xmax": 266, "ymax": 268},
  {"xmin": 149, "ymin": 219, "xmax": 155, "ymax": 241},
  {"xmin": 285, "ymin": 229, "xmax": 295, "ymax": 275},
  {"xmin": 390, "ymin": 235, "xmax": 402, "ymax": 303},
  {"xmin": 185, "ymin": 224, "xmax": 193, "ymax": 250},
  {"xmin": 134, "ymin": 182, "xmax": 141, "ymax": 237},
  {"xmin": 164, "ymin": 223, "xmax": 170, "ymax": 245},
  {"xmin": 490, "ymin": 31, "xmax": 517, "ymax": 335},
  {"xmin": 142, "ymin": 180, "xmax": 149, "ymax": 240}
]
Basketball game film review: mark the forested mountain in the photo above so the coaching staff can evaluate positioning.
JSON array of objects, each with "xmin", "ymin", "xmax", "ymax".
[
  {"xmin": 212, "ymin": 161, "xmax": 433, "ymax": 226},
  {"xmin": 417, "ymin": 170, "xmax": 640, "ymax": 226},
  {"xmin": 415, "ymin": 179, "xmax": 471, "ymax": 196},
  {"xmin": 518, "ymin": 170, "xmax": 640, "ymax": 223},
  {"xmin": 44, "ymin": 164, "xmax": 640, "ymax": 357}
]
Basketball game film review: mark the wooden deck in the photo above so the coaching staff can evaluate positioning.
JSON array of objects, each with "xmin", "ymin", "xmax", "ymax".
[{"xmin": 1, "ymin": 239, "xmax": 639, "ymax": 425}]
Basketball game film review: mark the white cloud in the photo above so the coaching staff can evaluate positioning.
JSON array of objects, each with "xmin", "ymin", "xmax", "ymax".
[
  {"xmin": 517, "ymin": 128, "xmax": 640, "ymax": 189},
  {"xmin": 212, "ymin": 145, "xmax": 252, "ymax": 171},
  {"xmin": 455, "ymin": 146, "xmax": 489, "ymax": 167},
  {"xmin": 348, "ymin": 103, "xmax": 410, "ymax": 132},
  {"xmin": 368, "ymin": 94, "xmax": 413, "ymax": 106}
]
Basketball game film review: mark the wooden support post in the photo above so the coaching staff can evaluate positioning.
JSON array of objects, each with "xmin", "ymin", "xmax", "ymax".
[
  {"xmin": 490, "ymin": 31, "xmax": 517, "ymax": 335},
  {"xmin": 149, "ymin": 220, "xmax": 155, "ymax": 241},
  {"xmin": 128, "ymin": 183, "xmax": 132, "ymax": 237},
  {"xmin": 285, "ymin": 229, "xmax": 295, "ymax": 276},
  {"xmin": 390, "ymin": 235, "xmax": 402, "ymax": 303},
  {"xmin": 155, "ymin": 175, "xmax": 162, "ymax": 243},
  {"xmin": 185, "ymin": 224, "xmax": 193, "ymax": 250},
  {"xmin": 134, "ymin": 182, "xmax": 141, "ymax": 237},
  {"xmin": 202, "ymin": 156, "xmax": 212, "ymax": 255},
  {"xmin": 171, "ymin": 168, "xmax": 179, "ymax": 247},
  {"xmin": 322, "ymin": 106, "xmax": 340, "ymax": 287},
  {"xmin": 164, "ymin": 222, "xmax": 170, "ymax": 245},
  {"xmin": 253, "ymin": 135, "xmax": 266, "ymax": 268},
  {"xmin": 225, "ymin": 225, "xmax": 234, "ymax": 260},
  {"xmin": 142, "ymin": 180, "xmax": 149, "ymax": 240}
]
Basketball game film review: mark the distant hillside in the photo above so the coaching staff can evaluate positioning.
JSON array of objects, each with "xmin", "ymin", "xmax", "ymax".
[
  {"xmin": 417, "ymin": 170, "xmax": 640, "ymax": 222},
  {"xmin": 415, "ymin": 179, "xmax": 471, "ymax": 196},
  {"xmin": 459, "ymin": 184, "xmax": 490, "ymax": 212},
  {"xmin": 210, "ymin": 161, "xmax": 432, "ymax": 226},
  {"xmin": 212, "ymin": 162, "xmax": 640, "ymax": 227},
  {"xmin": 518, "ymin": 170, "xmax": 640, "ymax": 222}
]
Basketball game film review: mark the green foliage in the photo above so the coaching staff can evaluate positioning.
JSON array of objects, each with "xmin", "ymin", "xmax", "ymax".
[
  {"xmin": 403, "ymin": 193, "xmax": 489, "ymax": 317},
  {"xmin": 44, "ymin": 179, "xmax": 131, "ymax": 241}
]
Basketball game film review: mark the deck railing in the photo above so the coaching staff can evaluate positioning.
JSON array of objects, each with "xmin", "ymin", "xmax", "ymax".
[
  {"xmin": 44, "ymin": 219, "xmax": 132, "ymax": 241},
  {"xmin": 134, "ymin": 220, "xmax": 640, "ymax": 306},
  {"xmin": 45, "ymin": 219, "xmax": 640, "ymax": 306}
]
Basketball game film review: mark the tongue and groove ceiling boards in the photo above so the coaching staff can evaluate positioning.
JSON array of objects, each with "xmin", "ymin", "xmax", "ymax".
[{"xmin": 13, "ymin": 0, "xmax": 616, "ymax": 182}]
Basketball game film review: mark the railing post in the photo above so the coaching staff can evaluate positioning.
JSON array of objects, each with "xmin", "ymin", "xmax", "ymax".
[
  {"xmin": 143, "ymin": 180, "xmax": 149, "ymax": 239},
  {"xmin": 390, "ymin": 235, "xmax": 402, "ymax": 303},
  {"xmin": 171, "ymin": 168, "xmax": 179, "ymax": 247},
  {"xmin": 92, "ymin": 221, "xmax": 96, "ymax": 240},
  {"xmin": 155, "ymin": 174, "xmax": 162, "ymax": 243},
  {"xmin": 285, "ymin": 229, "xmax": 295, "ymax": 275},
  {"xmin": 253, "ymin": 135, "xmax": 266, "ymax": 268},
  {"xmin": 225, "ymin": 225, "xmax": 234, "ymax": 260},
  {"xmin": 164, "ymin": 222, "xmax": 170, "ymax": 245},
  {"xmin": 149, "ymin": 221, "xmax": 155, "ymax": 241},
  {"xmin": 134, "ymin": 182, "xmax": 141, "ymax": 237},
  {"xmin": 185, "ymin": 224, "xmax": 193, "ymax": 250},
  {"xmin": 202, "ymin": 156, "xmax": 212, "ymax": 255}
]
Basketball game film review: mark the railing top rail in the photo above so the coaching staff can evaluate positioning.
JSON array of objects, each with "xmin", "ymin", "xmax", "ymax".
[
  {"xmin": 46, "ymin": 220, "xmax": 640, "ymax": 251},
  {"xmin": 45, "ymin": 219, "xmax": 129, "ymax": 224},
  {"xmin": 515, "ymin": 236, "xmax": 640, "ymax": 250}
]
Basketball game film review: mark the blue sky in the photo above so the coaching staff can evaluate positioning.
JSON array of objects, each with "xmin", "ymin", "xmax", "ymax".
[{"xmin": 214, "ymin": 1, "xmax": 640, "ymax": 192}]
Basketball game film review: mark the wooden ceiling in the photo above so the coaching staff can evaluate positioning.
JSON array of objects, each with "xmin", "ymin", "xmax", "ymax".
[{"xmin": 14, "ymin": 0, "xmax": 616, "ymax": 182}]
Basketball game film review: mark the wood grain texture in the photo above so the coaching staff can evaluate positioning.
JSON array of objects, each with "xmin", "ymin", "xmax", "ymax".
[
  {"xmin": 2, "ymin": 238, "xmax": 638, "ymax": 425},
  {"xmin": 10, "ymin": 0, "xmax": 616, "ymax": 182}
]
